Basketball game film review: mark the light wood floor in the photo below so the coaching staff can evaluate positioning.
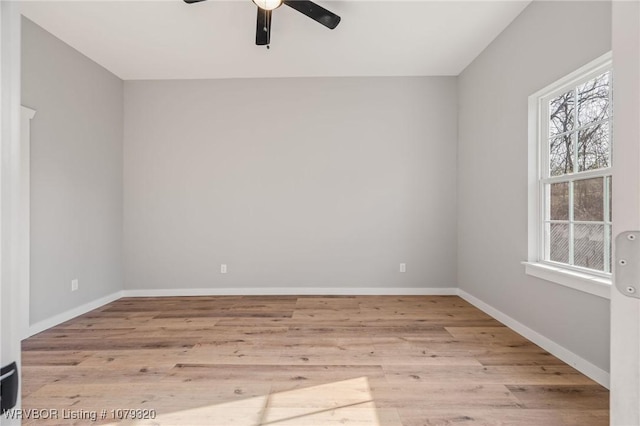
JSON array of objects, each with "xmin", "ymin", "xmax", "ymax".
[{"xmin": 21, "ymin": 296, "xmax": 608, "ymax": 425}]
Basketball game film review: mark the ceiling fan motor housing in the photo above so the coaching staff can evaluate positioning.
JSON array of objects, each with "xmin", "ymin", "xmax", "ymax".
[{"xmin": 184, "ymin": 0, "xmax": 341, "ymax": 46}]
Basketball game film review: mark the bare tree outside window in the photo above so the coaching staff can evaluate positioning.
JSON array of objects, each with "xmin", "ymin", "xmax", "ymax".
[{"xmin": 549, "ymin": 72, "xmax": 610, "ymax": 175}]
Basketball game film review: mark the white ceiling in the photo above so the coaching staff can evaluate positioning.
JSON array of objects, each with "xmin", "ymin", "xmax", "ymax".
[{"xmin": 20, "ymin": 1, "xmax": 530, "ymax": 80}]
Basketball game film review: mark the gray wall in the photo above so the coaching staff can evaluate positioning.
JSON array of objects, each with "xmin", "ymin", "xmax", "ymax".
[
  {"xmin": 22, "ymin": 18, "xmax": 124, "ymax": 324},
  {"xmin": 124, "ymin": 77, "xmax": 457, "ymax": 291},
  {"xmin": 457, "ymin": 1, "xmax": 611, "ymax": 371}
]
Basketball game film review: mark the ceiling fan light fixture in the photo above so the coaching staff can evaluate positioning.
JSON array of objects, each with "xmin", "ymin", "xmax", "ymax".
[{"xmin": 252, "ymin": 0, "xmax": 282, "ymax": 11}]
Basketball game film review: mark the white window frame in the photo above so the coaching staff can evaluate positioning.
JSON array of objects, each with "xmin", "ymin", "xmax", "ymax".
[{"xmin": 525, "ymin": 52, "xmax": 613, "ymax": 300}]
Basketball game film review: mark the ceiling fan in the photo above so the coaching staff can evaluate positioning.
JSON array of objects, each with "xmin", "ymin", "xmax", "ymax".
[{"xmin": 183, "ymin": 0, "xmax": 341, "ymax": 47}]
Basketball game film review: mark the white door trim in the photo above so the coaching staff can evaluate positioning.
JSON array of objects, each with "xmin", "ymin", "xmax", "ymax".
[
  {"xmin": 20, "ymin": 107, "xmax": 35, "ymax": 339},
  {"xmin": 611, "ymin": 2, "xmax": 640, "ymax": 424},
  {"xmin": 0, "ymin": 1, "xmax": 23, "ymax": 424}
]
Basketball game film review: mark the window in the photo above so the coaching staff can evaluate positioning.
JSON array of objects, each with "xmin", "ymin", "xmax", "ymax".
[{"xmin": 526, "ymin": 54, "xmax": 612, "ymax": 298}]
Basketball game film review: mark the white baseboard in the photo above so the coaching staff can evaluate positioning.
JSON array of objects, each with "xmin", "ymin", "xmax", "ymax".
[
  {"xmin": 457, "ymin": 289, "xmax": 610, "ymax": 389},
  {"xmin": 25, "ymin": 291, "xmax": 124, "ymax": 339},
  {"xmin": 122, "ymin": 287, "xmax": 459, "ymax": 297}
]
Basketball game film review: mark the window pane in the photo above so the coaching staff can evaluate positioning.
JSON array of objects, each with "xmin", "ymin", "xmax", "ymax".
[
  {"xmin": 550, "ymin": 182, "xmax": 569, "ymax": 220},
  {"xmin": 549, "ymin": 90, "xmax": 574, "ymax": 137},
  {"xmin": 574, "ymin": 224, "xmax": 604, "ymax": 271},
  {"xmin": 578, "ymin": 123, "xmax": 610, "ymax": 171},
  {"xmin": 549, "ymin": 223, "xmax": 569, "ymax": 264},
  {"xmin": 578, "ymin": 72, "xmax": 610, "ymax": 127},
  {"xmin": 550, "ymin": 134, "xmax": 574, "ymax": 176},
  {"xmin": 574, "ymin": 178, "xmax": 604, "ymax": 221}
]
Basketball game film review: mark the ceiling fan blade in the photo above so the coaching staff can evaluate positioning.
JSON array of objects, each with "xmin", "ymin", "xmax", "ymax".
[
  {"xmin": 184, "ymin": 0, "xmax": 208, "ymax": 3},
  {"xmin": 256, "ymin": 7, "xmax": 272, "ymax": 45},
  {"xmin": 283, "ymin": 0, "xmax": 340, "ymax": 30}
]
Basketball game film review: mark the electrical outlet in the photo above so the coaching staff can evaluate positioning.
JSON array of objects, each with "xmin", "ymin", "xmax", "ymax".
[
  {"xmin": 71, "ymin": 279, "xmax": 79, "ymax": 291},
  {"xmin": 399, "ymin": 263, "xmax": 406, "ymax": 273},
  {"xmin": 220, "ymin": 264, "xmax": 227, "ymax": 274}
]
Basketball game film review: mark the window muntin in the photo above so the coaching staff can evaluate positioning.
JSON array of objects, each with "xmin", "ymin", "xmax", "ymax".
[{"xmin": 539, "ymin": 69, "xmax": 612, "ymax": 275}]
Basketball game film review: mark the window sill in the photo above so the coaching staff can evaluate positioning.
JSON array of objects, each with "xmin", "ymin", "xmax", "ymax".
[{"xmin": 522, "ymin": 262, "xmax": 611, "ymax": 300}]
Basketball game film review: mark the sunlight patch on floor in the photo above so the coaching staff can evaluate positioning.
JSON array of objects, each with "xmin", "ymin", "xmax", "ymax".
[{"xmin": 112, "ymin": 377, "xmax": 400, "ymax": 426}]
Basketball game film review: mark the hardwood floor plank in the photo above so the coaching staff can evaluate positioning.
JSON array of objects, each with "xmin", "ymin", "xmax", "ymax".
[
  {"xmin": 21, "ymin": 350, "xmax": 93, "ymax": 366},
  {"xmin": 383, "ymin": 365, "xmax": 597, "ymax": 386},
  {"xmin": 475, "ymin": 351, "xmax": 567, "ymax": 366},
  {"xmin": 371, "ymin": 383, "xmax": 523, "ymax": 409},
  {"xmin": 507, "ymin": 384, "xmax": 610, "ymax": 409},
  {"xmin": 22, "ymin": 337, "xmax": 201, "ymax": 351},
  {"xmin": 75, "ymin": 349, "xmax": 193, "ymax": 368}
]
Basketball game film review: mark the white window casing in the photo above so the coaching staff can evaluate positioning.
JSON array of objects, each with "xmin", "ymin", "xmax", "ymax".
[{"xmin": 525, "ymin": 52, "xmax": 613, "ymax": 299}]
